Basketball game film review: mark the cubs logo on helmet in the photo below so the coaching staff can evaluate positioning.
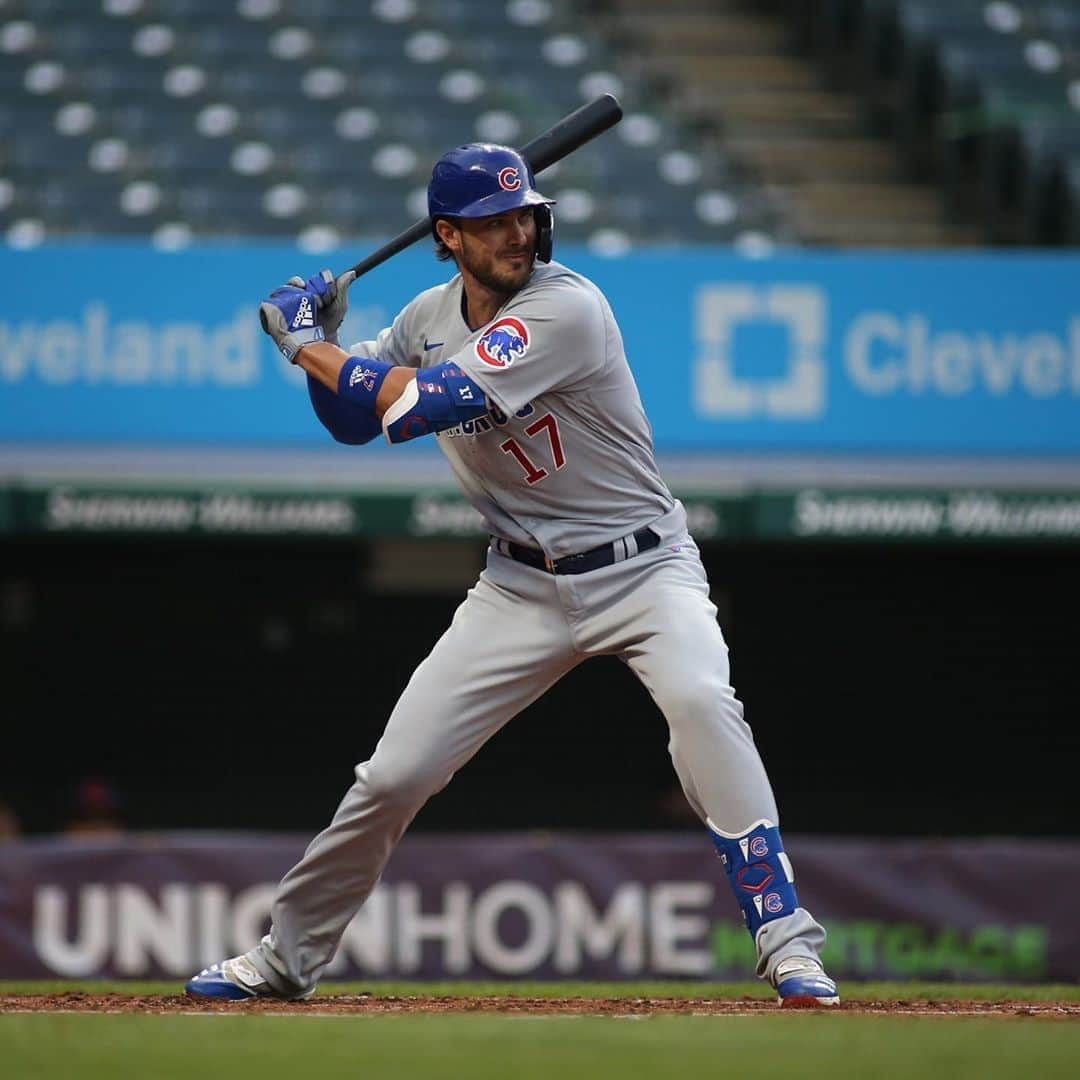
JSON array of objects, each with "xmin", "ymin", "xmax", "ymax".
[
  {"xmin": 476, "ymin": 317, "xmax": 529, "ymax": 369},
  {"xmin": 498, "ymin": 166, "xmax": 522, "ymax": 191}
]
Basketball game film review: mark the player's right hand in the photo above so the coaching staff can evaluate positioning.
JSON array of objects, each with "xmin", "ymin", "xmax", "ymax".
[{"xmin": 300, "ymin": 268, "xmax": 355, "ymax": 346}]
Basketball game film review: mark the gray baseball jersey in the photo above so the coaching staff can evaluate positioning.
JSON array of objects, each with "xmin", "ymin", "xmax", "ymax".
[
  {"xmin": 245, "ymin": 259, "xmax": 827, "ymax": 997},
  {"xmin": 347, "ymin": 260, "xmax": 673, "ymax": 555}
]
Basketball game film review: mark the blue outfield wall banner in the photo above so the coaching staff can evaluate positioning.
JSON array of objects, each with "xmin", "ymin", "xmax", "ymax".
[
  {"xmin": 0, "ymin": 833, "xmax": 1074, "ymax": 982},
  {"xmin": 1, "ymin": 244, "xmax": 1078, "ymax": 453}
]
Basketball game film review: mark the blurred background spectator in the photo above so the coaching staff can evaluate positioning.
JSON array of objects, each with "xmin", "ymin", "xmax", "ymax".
[
  {"xmin": 0, "ymin": 801, "xmax": 20, "ymax": 842},
  {"xmin": 59, "ymin": 777, "xmax": 128, "ymax": 838}
]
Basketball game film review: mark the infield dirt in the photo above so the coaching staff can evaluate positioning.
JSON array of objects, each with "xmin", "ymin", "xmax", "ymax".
[{"xmin": 2, "ymin": 993, "xmax": 1078, "ymax": 1018}]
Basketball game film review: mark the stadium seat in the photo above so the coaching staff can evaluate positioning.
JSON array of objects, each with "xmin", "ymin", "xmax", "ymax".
[
  {"xmin": 978, "ymin": 116, "xmax": 1080, "ymax": 238},
  {"xmin": 1035, "ymin": 0, "xmax": 1080, "ymax": 42},
  {"xmin": 24, "ymin": 0, "xmax": 1076, "ymax": 249},
  {"xmin": 977, "ymin": 98, "xmax": 1080, "ymax": 242},
  {"xmin": 833, "ymin": 0, "xmax": 1080, "ymax": 242},
  {"xmin": 935, "ymin": 51, "xmax": 1067, "ymax": 215},
  {"xmin": 22, "ymin": 176, "xmax": 156, "ymax": 236},
  {"xmin": 0, "ymin": 0, "xmax": 751, "ymax": 248},
  {"xmin": 852, "ymin": 1, "xmax": 1035, "ymax": 128},
  {"xmin": 893, "ymin": 5, "xmax": 1035, "ymax": 163},
  {"xmin": 1062, "ymin": 152, "xmax": 1080, "ymax": 241},
  {"xmin": 781, "ymin": 0, "xmax": 863, "ymax": 68},
  {"xmin": 9, "ymin": 130, "xmax": 96, "ymax": 171},
  {"xmin": 1019, "ymin": 138, "xmax": 1080, "ymax": 242}
]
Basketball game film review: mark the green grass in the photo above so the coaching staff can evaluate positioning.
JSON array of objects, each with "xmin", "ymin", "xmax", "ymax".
[
  {"xmin": 1, "ymin": 1012, "xmax": 1078, "ymax": 1080},
  {"xmin": 1, "ymin": 982, "xmax": 1077, "ymax": 1080}
]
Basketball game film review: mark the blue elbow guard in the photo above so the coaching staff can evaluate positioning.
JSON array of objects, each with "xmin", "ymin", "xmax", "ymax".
[
  {"xmin": 307, "ymin": 376, "xmax": 382, "ymax": 445},
  {"xmin": 383, "ymin": 362, "xmax": 488, "ymax": 443}
]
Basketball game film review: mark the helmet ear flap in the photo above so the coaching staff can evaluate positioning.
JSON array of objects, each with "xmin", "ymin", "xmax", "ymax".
[{"xmin": 535, "ymin": 204, "xmax": 554, "ymax": 263}]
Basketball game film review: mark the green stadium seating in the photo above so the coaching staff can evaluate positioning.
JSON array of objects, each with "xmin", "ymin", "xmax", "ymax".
[{"xmin": 0, "ymin": 0, "xmax": 767, "ymax": 249}]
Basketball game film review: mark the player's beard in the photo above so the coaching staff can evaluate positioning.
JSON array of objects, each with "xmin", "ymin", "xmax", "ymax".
[{"xmin": 459, "ymin": 238, "xmax": 535, "ymax": 296}]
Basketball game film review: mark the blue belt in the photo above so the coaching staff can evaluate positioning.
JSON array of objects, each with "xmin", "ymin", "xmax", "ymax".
[{"xmin": 496, "ymin": 526, "xmax": 661, "ymax": 575}]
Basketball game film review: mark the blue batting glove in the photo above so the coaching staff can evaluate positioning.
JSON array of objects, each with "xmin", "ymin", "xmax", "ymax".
[
  {"xmin": 288, "ymin": 268, "xmax": 355, "ymax": 346},
  {"xmin": 259, "ymin": 268, "xmax": 353, "ymax": 362}
]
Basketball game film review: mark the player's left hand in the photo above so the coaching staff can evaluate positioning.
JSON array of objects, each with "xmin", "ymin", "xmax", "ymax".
[{"xmin": 259, "ymin": 268, "xmax": 354, "ymax": 362}]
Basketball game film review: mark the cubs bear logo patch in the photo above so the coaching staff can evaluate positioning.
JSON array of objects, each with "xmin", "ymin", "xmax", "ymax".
[{"xmin": 476, "ymin": 316, "xmax": 530, "ymax": 369}]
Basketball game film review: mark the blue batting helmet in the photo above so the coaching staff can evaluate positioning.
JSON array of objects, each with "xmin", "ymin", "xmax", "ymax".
[{"xmin": 428, "ymin": 143, "xmax": 555, "ymax": 261}]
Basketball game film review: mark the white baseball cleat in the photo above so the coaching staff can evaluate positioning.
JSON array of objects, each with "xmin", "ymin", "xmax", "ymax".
[
  {"xmin": 774, "ymin": 956, "xmax": 840, "ymax": 1007},
  {"xmin": 185, "ymin": 955, "xmax": 313, "ymax": 1001}
]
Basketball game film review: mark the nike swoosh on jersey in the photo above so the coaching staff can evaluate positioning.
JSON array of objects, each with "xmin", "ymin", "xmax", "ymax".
[{"xmin": 423, "ymin": 339, "xmax": 445, "ymax": 351}]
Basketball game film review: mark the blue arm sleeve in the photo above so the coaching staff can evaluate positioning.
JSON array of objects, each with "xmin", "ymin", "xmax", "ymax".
[{"xmin": 306, "ymin": 374, "xmax": 382, "ymax": 445}]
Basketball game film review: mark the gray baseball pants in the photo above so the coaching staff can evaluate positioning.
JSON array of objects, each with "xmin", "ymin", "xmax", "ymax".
[{"xmin": 248, "ymin": 515, "xmax": 825, "ymax": 996}]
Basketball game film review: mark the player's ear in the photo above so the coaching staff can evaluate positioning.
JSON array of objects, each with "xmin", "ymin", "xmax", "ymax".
[{"xmin": 435, "ymin": 217, "xmax": 462, "ymax": 254}]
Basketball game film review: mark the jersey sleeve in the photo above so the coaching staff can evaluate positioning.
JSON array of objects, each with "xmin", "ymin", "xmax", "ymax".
[
  {"xmin": 346, "ymin": 301, "xmax": 421, "ymax": 369},
  {"xmin": 453, "ymin": 279, "xmax": 608, "ymax": 416}
]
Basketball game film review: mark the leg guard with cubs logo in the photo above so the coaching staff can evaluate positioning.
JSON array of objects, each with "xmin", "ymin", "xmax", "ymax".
[
  {"xmin": 707, "ymin": 817, "xmax": 828, "ymax": 985},
  {"xmin": 708, "ymin": 818, "xmax": 798, "ymax": 938}
]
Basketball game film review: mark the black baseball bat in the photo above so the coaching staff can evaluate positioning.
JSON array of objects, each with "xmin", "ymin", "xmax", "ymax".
[{"xmin": 344, "ymin": 93, "xmax": 624, "ymax": 280}]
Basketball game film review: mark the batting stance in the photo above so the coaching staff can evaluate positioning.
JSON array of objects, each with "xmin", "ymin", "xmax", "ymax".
[{"xmin": 186, "ymin": 144, "xmax": 839, "ymax": 1006}]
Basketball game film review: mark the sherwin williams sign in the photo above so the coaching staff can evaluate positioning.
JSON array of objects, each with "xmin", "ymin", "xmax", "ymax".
[
  {"xmin": 1, "ymin": 245, "xmax": 1077, "ymax": 451},
  {"xmin": 7, "ymin": 483, "xmax": 1080, "ymax": 542}
]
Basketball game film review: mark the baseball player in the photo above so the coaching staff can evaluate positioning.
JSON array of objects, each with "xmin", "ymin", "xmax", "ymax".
[{"xmin": 186, "ymin": 144, "xmax": 839, "ymax": 1007}]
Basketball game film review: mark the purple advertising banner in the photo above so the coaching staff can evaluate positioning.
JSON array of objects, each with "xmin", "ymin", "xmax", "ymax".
[{"xmin": 0, "ymin": 832, "xmax": 1075, "ymax": 982}]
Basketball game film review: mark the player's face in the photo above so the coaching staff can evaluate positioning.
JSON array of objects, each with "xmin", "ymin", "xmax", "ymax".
[{"xmin": 454, "ymin": 208, "xmax": 538, "ymax": 294}]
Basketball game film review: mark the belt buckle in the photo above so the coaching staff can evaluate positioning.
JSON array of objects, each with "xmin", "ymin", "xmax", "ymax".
[{"xmin": 544, "ymin": 553, "xmax": 556, "ymax": 574}]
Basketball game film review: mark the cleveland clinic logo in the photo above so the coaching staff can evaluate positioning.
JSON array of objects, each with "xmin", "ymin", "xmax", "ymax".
[{"xmin": 694, "ymin": 284, "xmax": 826, "ymax": 419}]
